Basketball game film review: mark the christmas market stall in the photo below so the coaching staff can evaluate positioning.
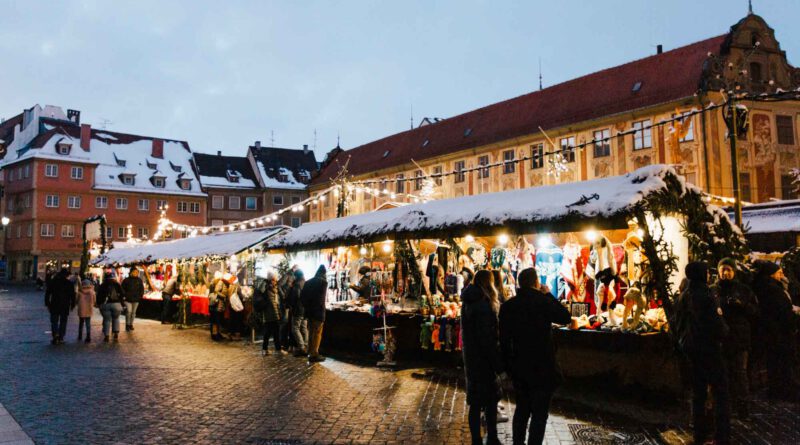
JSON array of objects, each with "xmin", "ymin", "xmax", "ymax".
[
  {"xmin": 265, "ymin": 165, "xmax": 745, "ymax": 391},
  {"xmin": 91, "ymin": 227, "xmax": 286, "ymax": 329}
]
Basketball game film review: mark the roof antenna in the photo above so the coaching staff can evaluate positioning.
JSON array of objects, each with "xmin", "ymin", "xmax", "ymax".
[
  {"xmin": 748, "ymin": 0, "xmax": 753, "ymax": 14},
  {"xmin": 336, "ymin": 132, "xmax": 341, "ymax": 149},
  {"xmin": 99, "ymin": 118, "xmax": 113, "ymax": 130},
  {"xmin": 270, "ymin": 130, "xmax": 274, "ymax": 146},
  {"xmin": 538, "ymin": 58, "xmax": 543, "ymax": 91},
  {"xmin": 410, "ymin": 103, "xmax": 414, "ymax": 129},
  {"xmin": 313, "ymin": 128, "xmax": 317, "ymax": 151}
]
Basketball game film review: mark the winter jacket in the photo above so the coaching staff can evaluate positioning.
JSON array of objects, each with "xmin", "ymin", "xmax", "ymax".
[
  {"xmin": 460, "ymin": 284, "xmax": 503, "ymax": 405},
  {"xmin": 350, "ymin": 275, "xmax": 372, "ymax": 299},
  {"xmin": 754, "ymin": 274, "xmax": 795, "ymax": 340},
  {"xmin": 162, "ymin": 276, "xmax": 180, "ymax": 297},
  {"xmin": 499, "ymin": 286, "xmax": 572, "ymax": 390},
  {"xmin": 96, "ymin": 279, "xmax": 125, "ymax": 306},
  {"xmin": 682, "ymin": 280, "xmax": 729, "ymax": 355},
  {"xmin": 258, "ymin": 279, "xmax": 282, "ymax": 323},
  {"xmin": 44, "ymin": 271, "xmax": 76, "ymax": 314},
  {"xmin": 712, "ymin": 279, "xmax": 758, "ymax": 352},
  {"xmin": 301, "ymin": 268, "xmax": 328, "ymax": 322},
  {"xmin": 77, "ymin": 286, "xmax": 96, "ymax": 318},
  {"xmin": 287, "ymin": 278, "xmax": 306, "ymax": 318},
  {"xmin": 121, "ymin": 275, "xmax": 145, "ymax": 303}
]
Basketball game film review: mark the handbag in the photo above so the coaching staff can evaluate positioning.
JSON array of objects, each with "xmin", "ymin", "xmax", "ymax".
[{"xmin": 229, "ymin": 292, "xmax": 244, "ymax": 312}]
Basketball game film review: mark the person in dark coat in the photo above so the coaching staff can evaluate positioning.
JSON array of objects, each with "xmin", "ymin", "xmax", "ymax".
[
  {"xmin": 160, "ymin": 274, "xmax": 181, "ymax": 324},
  {"xmin": 277, "ymin": 268, "xmax": 295, "ymax": 352},
  {"xmin": 301, "ymin": 265, "xmax": 328, "ymax": 363},
  {"xmin": 752, "ymin": 260, "xmax": 799, "ymax": 402},
  {"xmin": 499, "ymin": 267, "xmax": 571, "ymax": 445},
  {"xmin": 682, "ymin": 261, "xmax": 730, "ymax": 445},
  {"xmin": 44, "ymin": 268, "xmax": 76, "ymax": 345},
  {"xmin": 711, "ymin": 257, "xmax": 758, "ymax": 417},
  {"xmin": 461, "ymin": 269, "xmax": 503, "ymax": 445},
  {"xmin": 96, "ymin": 271, "xmax": 125, "ymax": 342},
  {"xmin": 260, "ymin": 271, "xmax": 285, "ymax": 355},
  {"xmin": 121, "ymin": 267, "xmax": 145, "ymax": 332},
  {"xmin": 288, "ymin": 269, "xmax": 308, "ymax": 356}
]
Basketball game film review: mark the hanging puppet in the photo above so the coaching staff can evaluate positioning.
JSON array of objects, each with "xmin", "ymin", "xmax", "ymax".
[{"xmin": 587, "ymin": 234, "xmax": 618, "ymax": 323}]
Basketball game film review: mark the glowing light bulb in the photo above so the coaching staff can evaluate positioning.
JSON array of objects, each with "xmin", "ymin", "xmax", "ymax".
[
  {"xmin": 585, "ymin": 229, "xmax": 597, "ymax": 242},
  {"xmin": 382, "ymin": 242, "xmax": 392, "ymax": 253},
  {"xmin": 537, "ymin": 234, "xmax": 551, "ymax": 248},
  {"xmin": 465, "ymin": 235, "xmax": 475, "ymax": 243},
  {"xmin": 636, "ymin": 229, "xmax": 644, "ymax": 238},
  {"xmin": 498, "ymin": 234, "xmax": 509, "ymax": 245},
  {"xmin": 359, "ymin": 246, "xmax": 367, "ymax": 255}
]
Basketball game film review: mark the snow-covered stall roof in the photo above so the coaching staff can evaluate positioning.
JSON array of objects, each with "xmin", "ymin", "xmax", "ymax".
[
  {"xmin": 268, "ymin": 165, "xmax": 685, "ymax": 251},
  {"xmin": 734, "ymin": 200, "xmax": 800, "ymax": 234},
  {"xmin": 92, "ymin": 227, "xmax": 285, "ymax": 266}
]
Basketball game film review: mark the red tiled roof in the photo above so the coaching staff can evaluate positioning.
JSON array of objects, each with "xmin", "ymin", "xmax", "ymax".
[{"xmin": 313, "ymin": 34, "xmax": 728, "ymax": 185}]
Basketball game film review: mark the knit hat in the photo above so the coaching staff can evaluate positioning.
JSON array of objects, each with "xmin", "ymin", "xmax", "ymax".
[
  {"xmin": 717, "ymin": 257, "xmax": 736, "ymax": 270},
  {"xmin": 81, "ymin": 279, "xmax": 93, "ymax": 288},
  {"xmin": 685, "ymin": 261, "xmax": 709, "ymax": 283},
  {"xmin": 753, "ymin": 259, "xmax": 780, "ymax": 277},
  {"xmin": 293, "ymin": 269, "xmax": 305, "ymax": 280}
]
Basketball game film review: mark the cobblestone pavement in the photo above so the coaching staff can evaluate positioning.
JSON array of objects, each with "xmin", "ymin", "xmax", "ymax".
[{"xmin": 1, "ymin": 286, "xmax": 798, "ymax": 444}]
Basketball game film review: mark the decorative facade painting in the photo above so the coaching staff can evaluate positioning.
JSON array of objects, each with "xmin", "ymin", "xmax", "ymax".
[{"xmin": 751, "ymin": 113, "xmax": 777, "ymax": 202}]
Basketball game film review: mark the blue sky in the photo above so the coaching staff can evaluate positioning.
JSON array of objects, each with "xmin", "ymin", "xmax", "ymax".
[{"xmin": 1, "ymin": 1, "xmax": 797, "ymax": 160}]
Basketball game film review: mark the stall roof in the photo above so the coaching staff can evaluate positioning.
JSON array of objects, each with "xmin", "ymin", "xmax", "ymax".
[
  {"xmin": 269, "ymin": 165, "xmax": 687, "ymax": 251},
  {"xmin": 92, "ymin": 227, "xmax": 285, "ymax": 266},
  {"xmin": 734, "ymin": 200, "xmax": 800, "ymax": 234}
]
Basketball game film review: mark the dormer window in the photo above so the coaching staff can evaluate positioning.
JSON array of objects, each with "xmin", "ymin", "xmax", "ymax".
[
  {"xmin": 226, "ymin": 170, "xmax": 241, "ymax": 183},
  {"xmin": 169, "ymin": 161, "xmax": 182, "ymax": 173},
  {"xmin": 57, "ymin": 140, "xmax": 71, "ymax": 155},
  {"xmin": 120, "ymin": 173, "xmax": 136, "ymax": 186},
  {"xmin": 298, "ymin": 170, "xmax": 311, "ymax": 182},
  {"xmin": 151, "ymin": 176, "xmax": 166, "ymax": 188},
  {"xmin": 114, "ymin": 153, "xmax": 126, "ymax": 167},
  {"xmin": 178, "ymin": 178, "xmax": 192, "ymax": 190},
  {"xmin": 146, "ymin": 159, "xmax": 158, "ymax": 170}
]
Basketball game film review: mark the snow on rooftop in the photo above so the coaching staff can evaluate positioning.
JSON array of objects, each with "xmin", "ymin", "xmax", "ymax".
[
  {"xmin": 92, "ymin": 227, "xmax": 284, "ymax": 266},
  {"xmin": 268, "ymin": 165, "xmax": 682, "ymax": 250},
  {"xmin": 734, "ymin": 203, "xmax": 800, "ymax": 234},
  {"xmin": 199, "ymin": 174, "xmax": 257, "ymax": 189},
  {"xmin": 257, "ymin": 160, "xmax": 306, "ymax": 190}
]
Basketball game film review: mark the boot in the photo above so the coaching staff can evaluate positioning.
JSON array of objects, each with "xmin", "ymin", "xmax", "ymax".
[
  {"xmin": 103, "ymin": 335, "xmax": 110, "ymax": 343},
  {"xmin": 78, "ymin": 331, "xmax": 83, "ymax": 341},
  {"xmin": 113, "ymin": 332, "xmax": 119, "ymax": 342},
  {"xmin": 85, "ymin": 336, "xmax": 91, "ymax": 344}
]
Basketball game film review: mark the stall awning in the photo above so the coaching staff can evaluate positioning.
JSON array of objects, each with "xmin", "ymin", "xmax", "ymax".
[
  {"xmin": 92, "ymin": 227, "xmax": 285, "ymax": 266},
  {"xmin": 733, "ymin": 200, "xmax": 800, "ymax": 234},
  {"xmin": 268, "ymin": 165, "xmax": 687, "ymax": 251}
]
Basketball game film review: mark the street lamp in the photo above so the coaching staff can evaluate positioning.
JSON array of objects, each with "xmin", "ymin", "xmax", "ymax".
[{"xmin": 1, "ymin": 217, "xmax": 9, "ymax": 228}]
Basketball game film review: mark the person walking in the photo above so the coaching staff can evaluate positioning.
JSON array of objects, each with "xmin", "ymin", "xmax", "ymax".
[
  {"xmin": 260, "ymin": 270, "xmax": 285, "ymax": 355},
  {"xmin": 208, "ymin": 271, "xmax": 225, "ymax": 341},
  {"xmin": 121, "ymin": 267, "xmax": 145, "ymax": 332},
  {"xmin": 278, "ymin": 268, "xmax": 296, "ymax": 352},
  {"xmin": 44, "ymin": 268, "xmax": 76, "ymax": 345},
  {"xmin": 499, "ymin": 268, "xmax": 571, "ymax": 445},
  {"xmin": 97, "ymin": 271, "xmax": 125, "ymax": 343},
  {"xmin": 76, "ymin": 279, "xmax": 96, "ymax": 343},
  {"xmin": 461, "ymin": 269, "xmax": 504, "ymax": 445},
  {"xmin": 160, "ymin": 273, "xmax": 180, "ymax": 324},
  {"xmin": 681, "ymin": 261, "xmax": 730, "ymax": 445},
  {"xmin": 712, "ymin": 258, "xmax": 758, "ymax": 417},
  {"xmin": 752, "ymin": 260, "xmax": 800, "ymax": 402},
  {"xmin": 288, "ymin": 269, "xmax": 309, "ymax": 357},
  {"xmin": 301, "ymin": 265, "xmax": 328, "ymax": 363}
]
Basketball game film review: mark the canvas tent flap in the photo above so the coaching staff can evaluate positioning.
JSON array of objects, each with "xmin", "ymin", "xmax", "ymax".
[{"xmin": 92, "ymin": 227, "xmax": 284, "ymax": 266}]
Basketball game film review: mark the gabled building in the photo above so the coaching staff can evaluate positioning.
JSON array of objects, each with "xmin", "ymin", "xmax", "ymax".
[
  {"xmin": 246, "ymin": 142, "xmax": 318, "ymax": 227},
  {"xmin": 193, "ymin": 151, "xmax": 262, "ymax": 227},
  {"xmin": 0, "ymin": 105, "xmax": 206, "ymax": 280}
]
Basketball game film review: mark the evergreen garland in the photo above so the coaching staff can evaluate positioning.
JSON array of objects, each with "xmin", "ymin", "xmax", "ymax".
[{"xmin": 394, "ymin": 239, "xmax": 423, "ymax": 298}]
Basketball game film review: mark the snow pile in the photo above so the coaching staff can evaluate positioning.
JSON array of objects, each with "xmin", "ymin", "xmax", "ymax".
[
  {"xmin": 269, "ymin": 165, "xmax": 681, "ymax": 250},
  {"xmin": 735, "ymin": 202, "xmax": 800, "ymax": 234},
  {"xmin": 92, "ymin": 227, "xmax": 284, "ymax": 266}
]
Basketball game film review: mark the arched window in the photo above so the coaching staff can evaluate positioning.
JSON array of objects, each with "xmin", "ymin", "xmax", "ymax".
[
  {"xmin": 749, "ymin": 62, "xmax": 763, "ymax": 83},
  {"xmin": 750, "ymin": 32, "xmax": 760, "ymax": 47}
]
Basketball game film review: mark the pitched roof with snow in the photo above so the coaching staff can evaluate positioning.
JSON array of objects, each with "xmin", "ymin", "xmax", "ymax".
[
  {"xmin": 733, "ymin": 200, "xmax": 800, "ymax": 234},
  {"xmin": 270, "ymin": 165, "xmax": 691, "ymax": 250},
  {"xmin": 193, "ymin": 152, "xmax": 259, "ymax": 189},
  {"xmin": 312, "ymin": 34, "xmax": 728, "ymax": 185},
  {"xmin": 249, "ymin": 146, "xmax": 318, "ymax": 190}
]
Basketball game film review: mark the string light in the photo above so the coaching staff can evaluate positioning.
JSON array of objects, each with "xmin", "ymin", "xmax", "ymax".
[{"xmin": 497, "ymin": 234, "xmax": 509, "ymax": 245}]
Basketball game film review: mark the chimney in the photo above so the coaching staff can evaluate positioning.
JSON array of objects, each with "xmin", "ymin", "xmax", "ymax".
[
  {"xmin": 152, "ymin": 138, "xmax": 164, "ymax": 159},
  {"xmin": 80, "ymin": 124, "xmax": 91, "ymax": 151},
  {"xmin": 656, "ymin": 44, "xmax": 663, "ymax": 55},
  {"xmin": 255, "ymin": 140, "xmax": 261, "ymax": 149},
  {"xmin": 303, "ymin": 144, "xmax": 309, "ymax": 154},
  {"xmin": 217, "ymin": 150, "xmax": 222, "ymax": 156}
]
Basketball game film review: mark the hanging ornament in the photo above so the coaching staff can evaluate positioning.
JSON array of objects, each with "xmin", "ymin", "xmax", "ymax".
[{"xmin": 547, "ymin": 152, "xmax": 569, "ymax": 179}]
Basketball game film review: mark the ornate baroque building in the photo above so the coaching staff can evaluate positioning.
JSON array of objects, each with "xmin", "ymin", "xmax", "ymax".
[{"xmin": 308, "ymin": 14, "xmax": 800, "ymax": 222}]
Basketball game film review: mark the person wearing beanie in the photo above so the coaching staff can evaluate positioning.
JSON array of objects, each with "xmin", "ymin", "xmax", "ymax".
[
  {"xmin": 300, "ymin": 265, "xmax": 328, "ymax": 362},
  {"xmin": 752, "ymin": 260, "xmax": 799, "ymax": 402},
  {"xmin": 711, "ymin": 258, "xmax": 758, "ymax": 418},
  {"xmin": 288, "ymin": 269, "xmax": 308, "ymax": 356},
  {"xmin": 681, "ymin": 261, "xmax": 730, "ymax": 445}
]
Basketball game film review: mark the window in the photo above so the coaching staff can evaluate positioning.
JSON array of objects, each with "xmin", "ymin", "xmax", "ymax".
[
  {"xmin": 776, "ymin": 115, "xmax": 795, "ymax": 145},
  {"xmin": 138, "ymin": 199, "xmax": 149, "ymax": 211},
  {"xmin": 478, "ymin": 155, "xmax": 490, "ymax": 179},
  {"xmin": 740, "ymin": 172, "xmax": 752, "ymax": 202},
  {"xmin": 95, "ymin": 196, "xmax": 108, "ymax": 209},
  {"xmin": 396, "ymin": 174, "xmax": 405, "ymax": 193},
  {"xmin": 273, "ymin": 195, "xmax": 284, "ymax": 206},
  {"xmin": 45, "ymin": 164, "xmax": 58, "ymax": 177},
  {"xmin": 503, "ymin": 150, "xmax": 516, "ymax": 174},
  {"xmin": 67, "ymin": 196, "xmax": 81, "ymax": 209},
  {"xmin": 749, "ymin": 62, "xmax": 762, "ymax": 83},
  {"xmin": 593, "ymin": 129, "xmax": 611, "ymax": 157},
  {"xmin": 179, "ymin": 179, "xmax": 191, "ymax": 190},
  {"xmin": 531, "ymin": 144, "xmax": 544, "ymax": 169},
  {"xmin": 414, "ymin": 170, "xmax": 424, "ymax": 190},
  {"xmin": 560, "ymin": 137, "xmax": 576, "ymax": 163},
  {"xmin": 22, "ymin": 165, "xmax": 30, "ymax": 178},
  {"xmin": 27, "ymin": 223, "xmax": 32, "ymax": 238},
  {"xmin": 45, "ymin": 195, "xmax": 59, "ymax": 208},
  {"xmin": 781, "ymin": 174, "xmax": 799, "ymax": 199},
  {"xmin": 153, "ymin": 177, "xmax": 165, "ymax": 188},
  {"xmin": 121, "ymin": 175, "xmax": 135, "ymax": 185},
  {"xmin": 454, "ymin": 161, "xmax": 465, "ymax": 183},
  {"xmin": 21, "ymin": 194, "xmax": 31, "ymax": 208},
  {"xmin": 190, "ymin": 202, "xmax": 201, "ymax": 213},
  {"xmin": 71, "ymin": 166, "xmax": 83, "ymax": 179},
  {"xmin": 7, "ymin": 169, "xmax": 13, "ymax": 182},
  {"xmin": 61, "ymin": 224, "xmax": 75, "ymax": 238},
  {"xmin": 633, "ymin": 120, "xmax": 652, "ymax": 150},
  {"xmin": 433, "ymin": 166, "xmax": 443, "ymax": 186},
  {"xmin": 137, "ymin": 227, "xmax": 149, "ymax": 238},
  {"xmin": 228, "ymin": 196, "xmax": 241, "ymax": 210},
  {"xmin": 671, "ymin": 113, "xmax": 695, "ymax": 142},
  {"xmin": 106, "ymin": 226, "xmax": 113, "ymax": 239},
  {"xmin": 291, "ymin": 217, "xmax": 301, "ymax": 228},
  {"xmin": 157, "ymin": 200, "xmax": 168, "ymax": 210},
  {"xmin": 211, "ymin": 219, "xmax": 224, "ymax": 226},
  {"xmin": 291, "ymin": 196, "xmax": 301, "ymax": 204},
  {"xmin": 211, "ymin": 195, "xmax": 224, "ymax": 209},
  {"xmin": 245, "ymin": 197, "xmax": 257, "ymax": 210},
  {"xmin": 57, "ymin": 143, "xmax": 70, "ymax": 155},
  {"xmin": 118, "ymin": 227, "xmax": 126, "ymax": 238},
  {"xmin": 177, "ymin": 202, "xmax": 188, "ymax": 213},
  {"xmin": 40, "ymin": 223, "xmax": 55, "ymax": 237},
  {"xmin": 116, "ymin": 198, "xmax": 128, "ymax": 210}
]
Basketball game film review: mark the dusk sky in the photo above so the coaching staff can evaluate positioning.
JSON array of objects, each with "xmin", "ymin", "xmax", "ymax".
[{"xmin": 2, "ymin": 0, "xmax": 797, "ymax": 160}]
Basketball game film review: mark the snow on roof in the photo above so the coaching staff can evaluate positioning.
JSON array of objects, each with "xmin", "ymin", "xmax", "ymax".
[
  {"xmin": 92, "ymin": 227, "xmax": 285, "ymax": 266},
  {"xmin": 269, "ymin": 165, "xmax": 683, "ymax": 250},
  {"xmin": 734, "ymin": 203, "xmax": 800, "ymax": 234},
  {"xmin": 198, "ymin": 174, "xmax": 257, "ymax": 189},
  {"xmin": 257, "ymin": 160, "xmax": 307, "ymax": 190}
]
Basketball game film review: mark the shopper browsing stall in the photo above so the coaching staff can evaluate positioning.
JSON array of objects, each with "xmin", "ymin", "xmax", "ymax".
[
  {"xmin": 288, "ymin": 269, "xmax": 308, "ymax": 356},
  {"xmin": 302, "ymin": 265, "xmax": 328, "ymax": 363},
  {"xmin": 260, "ymin": 270, "xmax": 285, "ymax": 355},
  {"xmin": 97, "ymin": 271, "xmax": 125, "ymax": 343},
  {"xmin": 121, "ymin": 267, "xmax": 145, "ymax": 332}
]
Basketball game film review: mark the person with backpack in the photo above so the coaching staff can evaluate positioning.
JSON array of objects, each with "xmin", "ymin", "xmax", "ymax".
[
  {"xmin": 678, "ymin": 261, "xmax": 730, "ymax": 445},
  {"xmin": 97, "ymin": 271, "xmax": 125, "ymax": 342},
  {"xmin": 301, "ymin": 265, "xmax": 328, "ymax": 363},
  {"xmin": 712, "ymin": 258, "xmax": 759, "ymax": 417},
  {"xmin": 259, "ymin": 270, "xmax": 285, "ymax": 355},
  {"xmin": 288, "ymin": 269, "xmax": 308, "ymax": 357},
  {"xmin": 121, "ymin": 267, "xmax": 145, "ymax": 332},
  {"xmin": 44, "ymin": 268, "xmax": 76, "ymax": 345}
]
